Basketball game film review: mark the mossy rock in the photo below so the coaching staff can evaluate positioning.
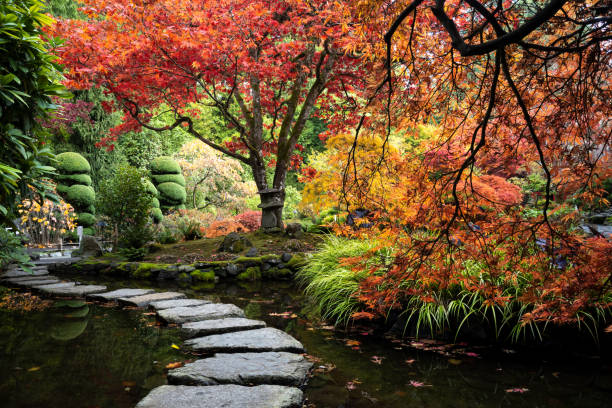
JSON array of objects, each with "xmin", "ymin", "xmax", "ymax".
[
  {"xmin": 65, "ymin": 184, "xmax": 96, "ymax": 209},
  {"xmin": 157, "ymin": 182, "xmax": 186, "ymax": 203},
  {"xmin": 130, "ymin": 263, "xmax": 161, "ymax": 279},
  {"xmin": 152, "ymin": 197, "xmax": 160, "ymax": 208},
  {"xmin": 151, "ymin": 207, "xmax": 163, "ymax": 223},
  {"xmin": 77, "ymin": 212, "xmax": 96, "ymax": 227},
  {"xmin": 190, "ymin": 269, "xmax": 215, "ymax": 282},
  {"xmin": 152, "ymin": 174, "xmax": 186, "ymax": 187},
  {"xmin": 237, "ymin": 266, "xmax": 261, "ymax": 281},
  {"xmin": 150, "ymin": 156, "xmax": 181, "ymax": 175},
  {"xmin": 57, "ymin": 173, "xmax": 92, "ymax": 186},
  {"xmin": 262, "ymin": 267, "xmax": 293, "ymax": 279},
  {"xmin": 56, "ymin": 152, "xmax": 91, "ymax": 174},
  {"xmin": 144, "ymin": 179, "xmax": 159, "ymax": 197},
  {"xmin": 285, "ymin": 254, "xmax": 306, "ymax": 269}
]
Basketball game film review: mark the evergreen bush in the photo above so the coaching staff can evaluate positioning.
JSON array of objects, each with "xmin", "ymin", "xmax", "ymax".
[
  {"xmin": 65, "ymin": 184, "xmax": 96, "ymax": 209},
  {"xmin": 56, "ymin": 173, "xmax": 92, "ymax": 186},
  {"xmin": 56, "ymin": 152, "xmax": 91, "ymax": 174},
  {"xmin": 157, "ymin": 181, "xmax": 186, "ymax": 204},
  {"xmin": 150, "ymin": 156, "xmax": 181, "ymax": 174},
  {"xmin": 152, "ymin": 173, "xmax": 186, "ymax": 186}
]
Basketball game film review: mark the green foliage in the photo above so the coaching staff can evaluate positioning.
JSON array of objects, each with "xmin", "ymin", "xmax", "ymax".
[
  {"xmin": 65, "ymin": 184, "xmax": 95, "ymax": 209},
  {"xmin": 155, "ymin": 225, "xmax": 180, "ymax": 244},
  {"xmin": 297, "ymin": 236, "xmax": 378, "ymax": 325},
  {"xmin": 45, "ymin": 0, "xmax": 83, "ymax": 18},
  {"xmin": 0, "ymin": 0, "xmax": 69, "ymax": 223},
  {"xmin": 76, "ymin": 212, "xmax": 96, "ymax": 227},
  {"xmin": 143, "ymin": 180, "xmax": 158, "ymax": 197},
  {"xmin": 56, "ymin": 173, "xmax": 92, "ymax": 186},
  {"xmin": 152, "ymin": 173, "xmax": 186, "ymax": 187},
  {"xmin": 0, "ymin": 228, "xmax": 32, "ymax": 270},
  {"xmin": 157, "ymin": 182, "xmax": 186, "ymax": 204},
  {"xmin": 282, "ymin": 185, "xmax": 302, "ymax": 219},
  {"xmin": 150, "ymin": 157, "xmax": 182, "ymax": 175},
  {"xmin": 118, "ymin": 247, "xmax": 148, "ymax": 261},
  {"xmin": 151, "ymin": 207, "xmax": 163, "ymax": 223},
  {"xmin": 190, "ymin": 269, "xmax": 215, "ymax": 282},
  {"xmin": 97, "ymin": 165, "xmax": 154, "ymax": 249},
  {"xmin": 175, "ymin": 217, "xmax": 204, "ymax": 241},
  {"xmin": 55, "ymin": 152, "xmax": 91, "ymax": 174}
]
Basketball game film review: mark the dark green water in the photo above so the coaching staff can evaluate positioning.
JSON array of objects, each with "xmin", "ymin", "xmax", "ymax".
[{"xmin": 1, "ymin": 277, "xmax": 611, "ymax": 408}]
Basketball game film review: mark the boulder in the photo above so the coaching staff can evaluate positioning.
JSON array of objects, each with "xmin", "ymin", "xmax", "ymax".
[
  {"xmin": 78, "ymin": 235, "xmax": 104, "ymax": 257},
  {"xmin": 218, "ymin": 232, "xmax": 252, "ymax": 253}
]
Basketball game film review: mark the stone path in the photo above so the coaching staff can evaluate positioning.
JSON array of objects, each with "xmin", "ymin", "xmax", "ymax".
[{"xmin": 1, "ymin": 262, "xmax": 312, "ymax": 408}]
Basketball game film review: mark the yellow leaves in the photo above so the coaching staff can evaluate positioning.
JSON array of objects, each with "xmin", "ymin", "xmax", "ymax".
[{"xmin": 170, "ymin": 343, "xmax": 180, "ymax": 350}]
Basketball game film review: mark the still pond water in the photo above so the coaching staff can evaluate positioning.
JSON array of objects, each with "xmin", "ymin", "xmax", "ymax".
[{"xmin": 1, "ymin": 277, "xmax": 610, "ymax": 408}]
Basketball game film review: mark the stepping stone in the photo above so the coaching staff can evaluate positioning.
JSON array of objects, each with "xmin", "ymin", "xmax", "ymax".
[
  {"xmin": 39, "ymin": 284, "xmax": 107, "ymax": 297},
  {"xmin": 182, "ymin": 317, "xmax": 266, "ymax": 338},
  {"xmin": 157, "ymin": 303, "xmax": 245, "ymax": 324},
  {"xmin": 88, "ymin": 288, "xmax": 155, "ymax": 301},
  {"xmin": 118, "ymin": 292, "xmax": 186, "ymax": 308},
  {"xmin": 9, "ymin": 278, "xmax": 61, "ymax": 287},
  {"xmin": 167, "ymin": 352, "xmax": 312, "ymax": 386},
  {"xmin": 135, "ymin": 384, "xmax": 303, "ymax": 408},
  {"xmin": 185, "ymin": 328, "xmax": 305, "ymax": 353},
  {"xmin": 2, "ymin": 275, "xmax": 59, "ymax": 283},
  {"xmin": 31, "ymin": 282, "xmax": 76, "ymax": 290},
  {"xmin": 1, "ymin": 269, "xmax": 49, "ymax": 278},
  {"xmin": 148, "ymin": 298, "xmax": 211, "ymax": 311}
]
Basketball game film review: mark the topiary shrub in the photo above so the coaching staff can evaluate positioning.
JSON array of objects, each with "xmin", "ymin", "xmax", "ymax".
[
  {"xmin": 54, "ymin": 152, "xmax": 96, "ymax": 233},
  {"xmin": 152, "ymin": 173, "xmax": 186, "ymax": 186},
  {"xmin": 150, "ymin": 156, "xmax": 182, "ymax": 175},
  {"xmin": 65, "ymin": 184, "xmax": 96, "ymax": 208},
  {"xmin": 56, "ymin": 152, "xmax": 91, "ymax": 174},
  {"xmin": 76, "ymin": 212, "xmax": 96, "ymax": 227},
  {"xmin": 149, "ymin": 157, "xmax": 186, "ymax": 211},
  {"xmin": 157, "ymin": 181, "xmax": 186, "ymax": 203},
  {"xmin": 144, "ymin": 180, "xmax": 158, "ymax": 196},
  {"xmin": 151, "ymin": 207, "xmax": 163, "ymax": 223},
  {"xmin": 57, "ymin": 173, "xmax": 92, "ymax": 186}
]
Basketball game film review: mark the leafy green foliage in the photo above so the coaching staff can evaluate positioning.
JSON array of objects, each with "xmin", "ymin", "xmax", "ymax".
[
  {"xmin": 97, "ymin": 165, "xmax": 154, "ymax": 249},
  {"xmin": 0, "ymin": 0, "xmax": 69, "ymax": 223},
  {"xmin": 151, "ymin": 173, "xmax": 186, "ymax": 187},
  {"xmin": 156, "ymin": 182, "xmax": 186, "ymax": 204},
  {"xmin": 65, "ymin": 184, "xmax": 95, "ymax": 209},
  {"xmin": 55, "ymin": 152, "xmax": 91, "ymax": 174},
  {"xmin": 282, "ymin": 185, "xmax": 302, "ymax": 219},
  {"xmin": 56, "ymin": 173, "xmax": 92, "ymax": 186},
  {"xmin": 0, "ymin": 228, "xmax": 32, "ymax": 270}
]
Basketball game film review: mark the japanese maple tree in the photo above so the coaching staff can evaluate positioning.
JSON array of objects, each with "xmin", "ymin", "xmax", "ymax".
[{"xmin": 49, "ymin": 0, "xmax": 367, "ymax": 230}]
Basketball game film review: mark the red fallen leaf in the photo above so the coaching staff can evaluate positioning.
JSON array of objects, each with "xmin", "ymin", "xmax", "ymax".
[
  {"xmin": 464, "ymin": 352, "xmax": 480, "ymax": 358},
  {"xmin": 405, "ymin": 359, "xmax": 416, "ymax": 364},
  {"xmin": 408, "ymin": 380, "xmax": 432, "ymax": 387},
  {"xmin": 505, "ymin": 388, "xmax": 529, "ymax": 393},
  {"xmin": 370, "ymin": 356, "xmax": 384, "ymax": 364}
]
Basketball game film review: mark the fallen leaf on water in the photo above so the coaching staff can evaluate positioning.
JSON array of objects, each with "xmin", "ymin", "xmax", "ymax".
[
  {"xmin": 345, "ymin": 339, "xmax": 361, "ymax": 347},
  {"xmin": 505, "ymin": 388, "xmax": 529, "ymax": 393},
  {"xmin": 604, "ymin": 325, "xmax": 612, "ymax": 333},
  {"xmin": 552, "ymin": 372, "xmax": 560, "ymax": 378},
  {"xmin": 122, "ymin": 381, "xmax": 136, "ymax": 387},
  {"xmin": 345, "ymin": 381, "xmax": 360, "ymax": 391},
  {"xmin": 405, "ymin": 359, "xmax": 416, "ymax": 365},
  {"xmin": 408, "ymin": 380, "xmax": 432, "ymax": 387},
  {"xmin": 171, "ymin": 344, "xmax": 180, "ymax": 350},
  {"xmin": 370, "ymin": 356, "xmax": 384, "ymax": 365},
  {"xmin": 464, "ymin": 352, "xmax": 480, "ymax": 358},
  {"xmin": 448, "ymin": 359, "xmax": 462, "ymax": 365},
  {"xmin": 27, "ymin": 366, "xmax": 41, "ymax": 372},
  {"xmin": 165, "ymin": 362, "xmax": 184, "ymax": 369}
]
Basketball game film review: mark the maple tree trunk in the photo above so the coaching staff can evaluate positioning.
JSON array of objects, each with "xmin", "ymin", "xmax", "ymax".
[{"xmin": 251, "ymin": 159, "xmax": 285, "ymax": 232}]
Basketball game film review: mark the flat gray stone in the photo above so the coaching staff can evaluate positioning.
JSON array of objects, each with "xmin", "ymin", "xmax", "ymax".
[
  {"xmin": 168, "ymin": 352, "xmax": 312, "ymax": 386},
  {"xmin": 157, "ymin": 303, "xmax": 245, "ymax": 324},
  {"xmin": 185, "ymin": 328, "xmax": 305, "ymax": 353},
  {"xmin": 148, "ymin": 298, "xmax": 210, "ymax": 310},
  {"xmin": 9, "ymin": 278, "xmax": 61, "ymax": 287},
  {"xmin": 39, "ymin": 284, "xmax": 107, "ymax": 297},
  {"xmin": 87, "ymin": 288, "xmax": 155, "ymax": 301},
  {"xmin": 118, "ymin": 292, "xmax": 185, "ymax": 308},
  {"xmin": 182, "ymin": 317, "xmax": 266, "ymax": 338},
  {"xmin": 135, "ymin": 385, "xmax": 303, "ymax": 408},
  {"xmin": 1, "ymin": 269, "xmax": 49, "ymax": 278},
  {"xmin": 2, "ymin": 274, "xmax": 58, "ymax": 283},
  {"xmin": 31, "ymin": 282, "xmax": 76, "ymax": 290}
]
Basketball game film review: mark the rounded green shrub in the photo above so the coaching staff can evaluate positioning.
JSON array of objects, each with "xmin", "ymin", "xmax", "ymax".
[
  {"xmin": 57, "ymin": 173, "xmax": 92, "ymax": 186},
  {"xmin": 151, "ymin": 207, "xmax": 163, "ymax": 223},
  {"xmin": 150, "ymin": 156, "xmax": 181, "ymax": 175},
  {"xmin": 77, "ymin": 212, "xmax": 96, "ymax": 227},
  {"xmin": 65, "ymin": 184, "xmax": 96, "ymax": 209},
  {"xmin": 82, "ymin": 227, "xmax": 95, "ymax": 236},
  {"xmin": 152, "ymin": 197, "xmax": 160, "ymax": 208},
  {"xmin": 152, "ymin": 173, "xmax": 186, "ymax": 187},
  {"xmin": 144, "ymin": 180, "xmax": 158, "ymax": 197},
  {"xmin": 56, "ymin": 152, "xmax": 91, "ymax": 174},
  {"xmin": 83, "ymin": 204, "xmax": 96, "ymax": 214},
  {"xmin": 56, "ymin": 183, "xmax": 70, "ymax": 195},
  {"xmin": 175, "ymin": 204, "xmax": 186, "ymax": 210},
  {"xmin": 157, "ymin": 182, "xmax": 186, "ymax": 203}
]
